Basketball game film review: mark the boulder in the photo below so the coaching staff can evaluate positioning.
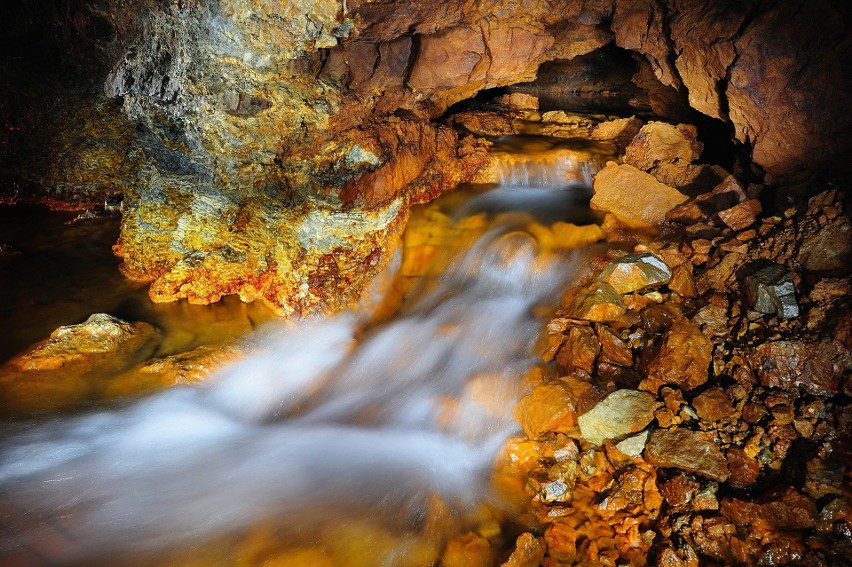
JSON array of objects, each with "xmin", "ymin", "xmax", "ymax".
[
  {"xmin": 591, "ymin": 163, "xmax": 689, "ymax": 228},
  {"xmin": 623, "ymin": 122, "xmax": 704, "ymax": 187},
  {"xmin": 514, "ymin": 378, "xmax": 602, "ymax": 439},
  {"xmin": 743, "ymin": 264, "xmax": 798, "ymax": 319}
]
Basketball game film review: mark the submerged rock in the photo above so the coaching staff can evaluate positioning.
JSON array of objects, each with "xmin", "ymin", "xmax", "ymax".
[{"xmin": 578, "ymin": 389, "xmax": 660, "ymax": 446}]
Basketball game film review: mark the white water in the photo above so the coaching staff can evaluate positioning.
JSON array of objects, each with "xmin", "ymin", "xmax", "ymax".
[{"xmin": 0, "ymin": 181, "xmax": 595, "ymax": 565}]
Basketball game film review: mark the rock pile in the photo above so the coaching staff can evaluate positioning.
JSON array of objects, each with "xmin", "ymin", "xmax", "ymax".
[{"xmin": 503, "ymin": 123, "xmax": 851, "ymax": 565}]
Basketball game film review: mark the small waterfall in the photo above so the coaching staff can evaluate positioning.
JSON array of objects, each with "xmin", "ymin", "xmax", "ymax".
[
  {"xmin": 493, "ymin": 151, "xmax": 595, "ymax": 188},
  {"xmin": 0, "ymin": 159, "xmax": 599, "ymax": 565}
]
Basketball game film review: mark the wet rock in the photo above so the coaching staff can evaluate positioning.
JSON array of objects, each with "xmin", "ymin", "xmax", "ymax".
[
  {"xmin": 578, "ymin": 389, "xmax": 660, "ymax": 446},
  {"xmin": 514, "ymin": 378, "xmax": 602, "ymax": 439},
  {"xmin": 598, "ymin": 252, "xmax": 672, "ymax": 294},
  {"xmin": 590, "ymin": 116, "xmax": 644, "ymax": 151},
  {"xmin": 641, "ymin": 317, "xmax": 713, "ymax": 393},
  {"xmin": 721, "ymin": 487, "xmax": 816, "ymax": 531},
  {"xmin": 502, "ymin": 533, "xmax": 545, "ymax": 567},
  {"xmin": 561, "ymin": 281, "xmax": 627, "ymax": 323},
  {"xmin": 744, "ymin": 264, "xmax": 799, "ymax": 319},
  {"xmin": 590, "ymin": 163, "xmax": 689, "ymax": 228},
  {"xmin": 453, "ymin": 111, "xmax": 517, "ymax": 137},
  {"xmin": 4, "ymin": 314, "xmax": 159, "ymax": 373},
  {"xmin": 692, "ymin": 387, "xmax": 734, "ymax": 422},
  {"xmin": 555, "ymin": 326, "xmax": 599, "ymax": 375},
  {"xmin": 623, "ymin": 122, "xmax": 703, "ymax": 188},
  {"xmin": 717, "ymin": 198, "xmax": 762, "ymax": 231},
  {"xmin": 746, "ymin": 340, "xmax": 851, "ymax": 397},
  {"xmin": 441, "ymin": 531, "xmax": 493, "ymax": 567},
  {"xmin": 668, "ymin": 263, "xmax": 697, "ymax": 297},
  {"xmin": 726, "ymin": 447, "xmax": 760, "ymax": 488},
  {"xmin": 645, "ymin": 428, "xmax": 729, "ymax": 482},
  {"xmin": 543, "ymin": 520, "xmax": 577, "ymax": 563},
  {"xmin": 596, "ymin": 325, "xmax": 633, "ymax": 367}
]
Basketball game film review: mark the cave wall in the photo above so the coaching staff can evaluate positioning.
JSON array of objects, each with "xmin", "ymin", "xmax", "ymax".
[{"xmin": 1, "ymin": 0, "xmax": 850, "ymax": 314}]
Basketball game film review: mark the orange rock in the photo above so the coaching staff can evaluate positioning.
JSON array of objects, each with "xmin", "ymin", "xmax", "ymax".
[
  {"xmin": 543, "ymin": 521, "xmax": 577, "ymax": 563},
  {"xmin": 668, "ymin": 263, "xmax": 697, "ymax": 297},
  {"xmin": 555, "ymin": 326, "xmax": 599, "ymax": 374},
  {"xmin": 641, "ymin": 317, "xmax": 712, "ymax": 393},
  {"xmin": 598, "ymin": 252, "xmax": 672, "ymax": 294},
  {"xmin": 561, "ymin": 281, "xmax": 627, "ymax": 323},
  {"xmin": 718, "ymin": 198, "xmax": 762, "ymax": 230},
  {"xmin": 691, "ymin": 387, "xmax": 734, "ymax": 422},
  {"xmin": 726, "ymin": 447, "xmax": 760, "ymax": 489},
  {"xmin": 623, "ymin": 122, "xmax": 704, "ymax": 188},
  {"xmin": 441, "ymin": 532, "xmax": 493, "ymax": 567},
  {"xmin": 578, "ymin": 389, "xmax": 660, "ymax": 446},
  {"xmin": 596, "ymin": 325, "xmax": 633, "ymax": 366},
  {"xmin": 721, "ymin": 487, "xmax": 816, "ymax": 531},
  {"xmin": 513, "ymin": 378, "xmax": 602, "ymax": 439},
  {"xmin": 590, "ymin": 163, "xmax": 689, "ymax": 228},
  {"xmin": 502, "ymin": 533, "xmax": 545, "ymax": 567}
]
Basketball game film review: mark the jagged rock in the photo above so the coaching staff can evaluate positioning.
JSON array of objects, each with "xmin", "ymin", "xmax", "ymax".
[
  {"xmin": 721, "ymin": 487, "xmax": 817, "ymax": 531},
  {"xmin": 514, "ymin": 378, "xmax": 602, "ymax": 439},
  {"xmin": 596, "ymin": 325, "xmax": 633, "ymax": 367},
  {"xmin": 591, "ymin": 163, "xmax": 689, "ymax": 228},
  {"xmin": 556, "ymin": 326, "xmax": 599, "ymax": 375},
  {"xmin": 692, "ymin": 387, "xmax": 734, "ymax": 422},
  {"xmin": 502, "ymin": 533, "xmax": 545, "ymax": 567},
  {"xmin": 623, "ymin": 122, "xmax": 703, "ymax": 187},
  {"xmin": 660, "ymin": 474, "xmax": 700, "ymax": 508},
  {"xmin": 590, "ymin": 116, "xmax": 644, "ymax": 151},
  {"xmin": 578, "ymin": 389, "xmax": 660, "ymax": 446},
  {"xmin": 668, "ymin": 263, "xmax": 697, "ymax": 297},
  {"xmin": 598, "ymin": 252, "xmax": 672, "ymax": 294},
  {"xmin": 746, "ymin": 340, "xmax": 851, "ymax": 397},
  {"xmin": 797, "ymin": 214, "xmax": 852, "ymax": 274},
  {"xmin": 641, "ymin": 317, "xmax": 713, "ymax": 393},
  {"xmin": 453, "ymin": 111, "xmax": 517, "ymax": 136},
  {"xmin": 666, "ymin": 175, "xmax": 747, "ymax": 224},
  {"xmin": 560, "ymin": 281, "xmax": 627, "ymax": 323},
  {"xmin": 717, "ymin": 198, "xmax": 761, "ymax": 230},
  {"xmin": 726, "ymin": 447, "xmax": 760, "ymax": 488},
  {"xmin": 644, "ymin": 428, "xmax": 729, "ymax": 482},
  {"xmin": 743, "ymin": 264, "xmax": 798, "ymax": 319},
  {"xmin": 441, "ymin": 531, "xmax": 493, "ymax": 567}
]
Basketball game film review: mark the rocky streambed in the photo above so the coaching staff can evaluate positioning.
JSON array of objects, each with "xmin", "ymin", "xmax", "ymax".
[{"xmin": 1, "ymin": 95, "xmax": 850, "ymax": 565}]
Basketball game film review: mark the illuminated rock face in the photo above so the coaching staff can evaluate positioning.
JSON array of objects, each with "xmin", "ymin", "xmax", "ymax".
[{"xmin": 2, "ymin": 0, "xmax": 849, "ymax": 313}]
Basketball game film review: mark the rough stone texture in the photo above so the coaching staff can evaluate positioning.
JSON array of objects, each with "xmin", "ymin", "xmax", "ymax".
[
  {"xmin": 556, "ymin": 326, "xmax": 599, "ymax": 375},
  {"xmin": 560, "ymin": 281, "xmax": 627, "ymax": 323},
  {"xmin": 746, "ymin": 340, "xmax": 851, "ymax": 397},
  {"xmin": 641, "ymin": 317, "xmax": 713, "ymax": 393},
  {"xmin": 578, "ymin": 389, "xmax": 660, "ymax": 446},
  {"xmin": 721, "ymin": 487, "xmax": 817, "ymax": 531},
  {"xmin": 645, "ymin": 428, "xmax": 729, "ymax": 482},
  {"xmin": 623, "ymin": 122, "xmax": 703, "ymax": 188},
  {"xmin": 3, "ymin": 0, "xmax": 852, "ymax": 314},
  {"xmin": 743, "ymin": 264, "xmax": 798, "ymax": 319},
  {"xmin": 514, "ymin": 378, "xmax": 602, "ymax": 439},
  {"xmin": 591, "ymin": 163, "xmax": 689, "ymax": 228},
  {"xmin": 691, "ymin": 387, "xmax": 734, "ymax": 422},
  {"xmin": 598, "ymin": 252, "xmax": 672, "ymax": 294}
]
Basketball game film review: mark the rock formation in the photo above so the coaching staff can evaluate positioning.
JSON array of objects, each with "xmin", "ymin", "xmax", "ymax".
[{"xmin": 2, "ymin": 0, "xmax": 850, "ymax": 313}]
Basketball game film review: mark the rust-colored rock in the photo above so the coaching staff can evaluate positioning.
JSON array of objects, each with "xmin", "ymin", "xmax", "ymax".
[
  {"xmin": 717, "ymin": 198, "xmax": 761, "ymax": 231},
  {"xmin": 660, "ymin": 474, "xmax": 700, "ymax": 508},
  {"xmin": 598, "ymin": 252, "xmax": 672, "ymax": 295},
  {"xmin": 692, "ymin": 387, "xmax": 734, "ymax": 422},
  {"xmin": 746, "ymin": 340, "xmax": 851, "ymax": 397},
  {"xmin": 641, "ymin": 317, "xmax": 713, "ymax": 393},
  {"xmin": 502, "ymin": 533, "xmax": 545, "ymax": 567},
  {"xmin": 721, "ymin": 487, "xmax": 817, "ymax": 531},
  {"xmin": 591, "ymin": 163, "xmax": 689, "ymax": 228},
  {"xmin": 623, "ymin": 122, "xmax": 703, "ymax": 188},
  {"xmin": 645, "ymin": 428, "xmax": 729, "ymax": 482},
  {"xmin": 726, "ymin": 447, "xmax": 760, "ymax": 489},
  {"xmin": 560, "ymin": 281, "xmax": 627, "ymax": 323},
  {"xmin": 666, "ymin": 176, "xmax": 747, "ymax": 225},
  {"xmin": 513, "ymin": 378, "xmax": 602, "ymax": 439},
  {"xmin": 555, "ymin": 326, "xmax": 600, "ymax": 375},
  {"xmin": 596, "ymin": 325, "xmax": 633, "ymax": 367}
]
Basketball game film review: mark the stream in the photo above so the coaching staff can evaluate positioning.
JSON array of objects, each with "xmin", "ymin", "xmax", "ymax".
[{"xmin": 0, "ymin": 137, "xmax": 609, "ymax": 566}]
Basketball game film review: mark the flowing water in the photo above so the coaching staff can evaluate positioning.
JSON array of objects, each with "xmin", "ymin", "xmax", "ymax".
[{"xmin": 0, "ymin": 139, "xmax": 610, "ymax": 566}]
